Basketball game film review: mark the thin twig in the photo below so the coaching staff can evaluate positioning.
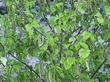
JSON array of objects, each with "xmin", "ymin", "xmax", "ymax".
[
  {"xmin": 46, "ymin": 0, "xmax": 50, "ymax": 11},
  {"xmin": 10, "ymin": 53, "xmax": 45, "ymax": 82},
  {"xmin": 43, "ymin": 14, "xmax": 55, "ymax": 33},
  {"xmin": 90, "ymin": 59, "xmax": 106, "ymax": 79},
  {"xmin": 33, "ymin": 27, "xmax": 47, "ymax": 38}
]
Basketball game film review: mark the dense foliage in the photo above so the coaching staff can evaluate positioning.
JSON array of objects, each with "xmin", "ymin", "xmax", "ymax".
[{"xmin": 0, "ymin": 0, "xmax": 110, "ymax": 82}]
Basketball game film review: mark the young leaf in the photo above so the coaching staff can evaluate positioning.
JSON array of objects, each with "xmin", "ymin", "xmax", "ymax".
[
  {"xmin": 79, "ymin": 48, "xmax": 90, "ymax": 59},
  {"xmin": 63, "ymin": 57, "xmax": 75, "ymax": 70}
]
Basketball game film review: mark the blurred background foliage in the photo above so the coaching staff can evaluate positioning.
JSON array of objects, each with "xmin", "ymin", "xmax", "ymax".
[{"xmin": 0, "ymin": 0, "xmax": 110, "ymax": 82}]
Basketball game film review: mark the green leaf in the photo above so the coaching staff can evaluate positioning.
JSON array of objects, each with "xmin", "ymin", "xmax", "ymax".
[
  {"xmin": 75, "ymin": 43, "xmax": 81, "ymax": 50},
  {"xmin": 79, "ymin": 48, "xmax": 90, "ymax": 59},
  {"xmin": 40, "ymin": 44, "xmax": 48, "ymax": 54},
  {"xmin": 49, "ymin": 16, "xmax": 58, "ymax": 26},
  {"xmin": 55, "ymin": 66, "xmax": 64, "ymax": 78},
  {"xmin": 56, "ymin": 2, "xmax": 63, "ymax": 8},
  {"xmin": 63, "ymin": 57, "xmax": 76, "ymax": 70},
  {"xmin": 82, "ymin": 31, "xmax": 95, "ymax": 41},
  {"xmin": 95, "ymin": 12, "xmax": 104, "ymax": 24},
  {"xmin": 24, "ymin": 11, "xmax": 33, "ymax": 18},
  {"xmin": 31, "ymin": 19, "xmax": 39, "ymax": 27},
  {"xmin": 104, "ymin": 30, "xmax": 110, "ymax": 40},
  {"xmin": 78, "ymin": 8, "xmax": 85, "ymax": 14},
  {"xmin": 0, "ymin": 57, "xmax": 7, "ymax": 66},
  {"xmin": 25, "ymin": 20, "xmax": 39, "ymax": 37},
  {"xmin": 64, "ymin": 50, "xmax": 73, "ymax": 56},
  {"xmin": 25, "ymin": 23, "xmax": 33, "ymax": 37},
  {"xmin": 105, "ymin": 5, "xmax": 110, "ymax": 15},
  {"xmin": 79, "ymin": 42, "xmax": 89, "ymax": 49},
  {"xmin": 47, "ymin": 36, "xmax": 55, "ymax": 46},
  {"xmin": 0, "ymin": 37, "xmax": 6, "ymax": 45},
  {"xmin": 6, "ymin": 38, "xmax": 14, "ymax": 47},
  {"xmin": 69, "ymin": 37, "xmax": 76, "ymax": 43}
]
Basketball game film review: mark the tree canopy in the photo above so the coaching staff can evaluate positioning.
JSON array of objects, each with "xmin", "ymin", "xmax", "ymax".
[{"xmin": 0, "ymin": 0, "xmax": 110, "ymax": 82}]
